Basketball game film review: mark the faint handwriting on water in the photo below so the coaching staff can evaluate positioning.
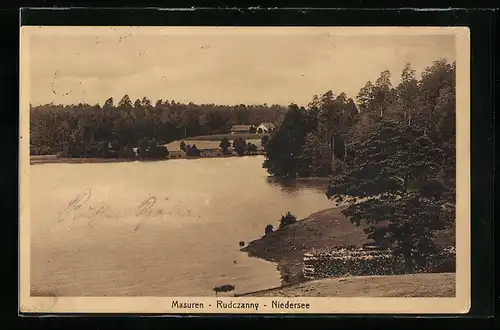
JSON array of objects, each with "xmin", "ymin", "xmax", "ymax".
[
  {"xmin": 136, "ymin": 196, "xmax": 160, "ymax": 217},
  {"xmin": 133, "ymin": 196, "xmax": 164, "ymax": 233},
  {"xmin": 57, "ymin": 189, "xmax": 108, "ymax": 229},
  {"xmin": 58, "ymin": 190, "xmax": 196, "ymax": 232}
]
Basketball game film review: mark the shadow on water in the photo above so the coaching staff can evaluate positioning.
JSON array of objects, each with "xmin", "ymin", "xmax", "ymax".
[{"xmin": 266, "ymin": 176, "xmax": 331, "ymax": 194}]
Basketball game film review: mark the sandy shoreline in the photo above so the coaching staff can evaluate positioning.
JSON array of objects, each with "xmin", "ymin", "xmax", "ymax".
[{"xmin": 30, "ymin": 152, "xmax": 266, "ymax": 165}]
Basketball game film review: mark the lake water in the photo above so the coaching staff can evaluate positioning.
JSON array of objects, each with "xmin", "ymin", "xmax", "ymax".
[{"xmin": 30, "ymin": 156, "xmax": 333, "ymax": 296}]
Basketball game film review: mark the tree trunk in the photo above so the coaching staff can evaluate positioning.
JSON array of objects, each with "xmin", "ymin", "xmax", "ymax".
[
  {"xmin": 331, "ymin": 134, "xmax": 335, "ymax": 165},
  {"xmin": 404, "ymin": 254, "xmax": 413, "ymax": 273},
  {"xmin": 404, "ymin": 146, "xmax": 412, "ymax": 193},
  {"xmin": 343, "ymin": 136, "xmax": 347, "ymax": 160}
]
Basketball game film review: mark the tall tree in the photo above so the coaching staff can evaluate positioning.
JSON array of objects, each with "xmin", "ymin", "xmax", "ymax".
[
  {"xmin": 394, "ymin": 63, "xmax": 419, "ymax": 124},
  {"xmin": 118, "ymin": 95, "xmax": 133, "ymax": 109},
  {"xmin": 374, "ymin": 70, "xmax": 395, "ymax": 118},
  {"xmin": 415, "ymin": 58, "xmax": 456, "ymax": 137},
  {"xmin": 263, "ymin": 104, "xmax": 317, "ymax": 177},
  {"xmin": 132, "ymin": 98, "xmax": 145, "ymax": 121},
  {"xmin": 103, "ymin": 97, "xmax": 114, "ymax": 111},
  {"xmin": 356, "ymin": 81, "xmax": 375, "ymax": 114},
  {"xmin": 316, "ymin": 91, "xmax": 357, "ymax": 167},
  {"xmin": 327, "ymin": 120, "xmax": 454, "ymax": 272},
  {"xmin": 298, "ymin": 132, "xmax": 332, "ymax": 177}
]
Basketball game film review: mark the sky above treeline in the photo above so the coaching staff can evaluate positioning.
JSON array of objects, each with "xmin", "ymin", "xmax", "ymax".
[{"xmin": 24, "ymin": 27, "xmax": 457, "ymax": 107}]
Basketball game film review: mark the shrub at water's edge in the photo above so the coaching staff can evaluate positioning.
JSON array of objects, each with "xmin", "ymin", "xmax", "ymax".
[
  {"xmin": 279, "ymin": 212, "xmax": 297, "ymax": 229},
  {"xmin": 264, "ymin": 224, "xmax": 274, "ymax": 235},
  {"xmin": 213, "ymin": 284, "xmax": 235, "ymax": 296},
  {"xmin": 219, "ymin": 137, "xmax": 231, "ymax": 153},
  {"xmin": 233, "ymin": 136, "xmax": 247, "ymax": 156}
]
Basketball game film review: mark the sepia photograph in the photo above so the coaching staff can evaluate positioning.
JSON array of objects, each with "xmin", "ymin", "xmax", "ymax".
[{"xmin": 19, "ymin": 26, "xmax": 470, "ymax": 314}]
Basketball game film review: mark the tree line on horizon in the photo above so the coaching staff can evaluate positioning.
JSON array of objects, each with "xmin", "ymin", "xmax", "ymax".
[
  {"xmin": 263, "ymin": 58, "xmax": 456, "ymax": 273},
  {"xmin": 30, "ymin": 99, "xmax": 288, "ymax": 158}
]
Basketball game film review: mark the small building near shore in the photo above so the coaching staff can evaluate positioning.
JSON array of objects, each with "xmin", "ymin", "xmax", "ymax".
[
  {"xmin": 256, "ymin": 122, "xmax": 276, "ymax": 134},
  {"xmin": 230, "ymin": 124, "xmax": 255, "ymax": 134}
]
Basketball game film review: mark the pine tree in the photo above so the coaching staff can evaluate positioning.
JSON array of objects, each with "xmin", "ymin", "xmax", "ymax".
[
  {"xmin": 102, "ymin": 97, "xmax": 114, "ymax": 111},
  {"xmin": 326, "ymin": 119, "xmax": 454, "ymax": 272},
  {"xmin": 233, "ymin": 136, "xmax": 247, "ymax": 156},
  {"xmin": 394, "ymin": 63, "xmax": 419, "ymax": 124},
  {"xmin": 372, "ymin": 70, "xmax": 393, "ymax": 118},
  {"xmin": 118, "ymin": 95, "xmax": 132, "ymax": 108},
  {"xmin": 263, "ymin": 104, "xmax": 317, "ymax": 177},
  {"xmin": 356, "ymin": 81, "xmax": 375, "ymax": 114},
  {"xmin": 299, "ymin": 132, "xmax": 332, "ymax": 177}
]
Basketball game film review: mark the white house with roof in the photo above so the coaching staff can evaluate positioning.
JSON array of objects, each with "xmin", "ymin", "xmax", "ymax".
[{"xmin": 256, "ymin": 122, "xmax": 276, "ymax": 134}]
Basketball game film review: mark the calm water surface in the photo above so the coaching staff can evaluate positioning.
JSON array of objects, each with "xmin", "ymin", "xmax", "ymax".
[{"xmin": 30, "ymin": 156, "xmax": 333, "ymax": 296}]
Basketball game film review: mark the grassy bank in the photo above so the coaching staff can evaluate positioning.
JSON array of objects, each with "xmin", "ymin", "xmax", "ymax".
[
  {"xmin": 238, "ymin": 273, "xmax": 456, "ymax": 297},
  {"xmin": 30, "ymin": 157, "xmax": 134, "ymax": 165},
  {"xmin": 184, "ymin": 133, "xmax": 265, "ymax": 141},
  {"xmin": 241, "ymin": 207, "xmax": 456, "ymax": 286}
]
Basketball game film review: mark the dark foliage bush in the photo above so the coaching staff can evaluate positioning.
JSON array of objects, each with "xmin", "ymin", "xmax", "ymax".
[
  {"xmin": 213, "ymin": 284, "xmax": 235, "ymax": 296},
  {"xmin": 186, "ymin": 144, "xmax": 201, "ymax": 157},
  {"xmin": 180, "ymin": 140, "xmax": 187, "ymax": 152},
  {"xmin": 279, "ymin": 212, "xmax": 297, "ymax": 229},
  {"xmin": 264, "ymin": 224, "xmax": 274, "ymax": 235},
  {"xmin": 137, "ymin": 139, "xmax": 169, "ymax": 160},
  {"xmin": 246, "ymin": 143, "xmax": 258, "ymax": 153},
  {"xmin": 261, "ymin": 135, "xmax": 270, "ymax": 148},
  {"xmin": 233, "ymin": 137, "xmax": 247, "ymax": 156},
  {"xmin": 219, "ymin": 137, "xmax": 231, "ymax": 153}
]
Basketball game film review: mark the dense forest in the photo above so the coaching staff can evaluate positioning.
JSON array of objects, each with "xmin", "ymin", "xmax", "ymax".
[
  {"xmin": 263, "ymin": 58, "xmax": 455, "ymax": 181},
  {"xmin": 263, "ymin": 58, "xmax": 456, "ymax": 272},
  {"xmin": 30, "ymin": 99, "xmax": 287, "ymax": 158}
]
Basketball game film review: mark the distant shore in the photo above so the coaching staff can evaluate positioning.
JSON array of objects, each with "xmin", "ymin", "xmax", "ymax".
[
  {"xmin": 183, "ymin": 133, "xmax": 266, "ymax": 141},
  {"xmin": 30, "ymin": 151, "xmax": 266, "ymax": 165},
  {"xmin": 30, "ymin": 157, "xmax": 134, "ymax": 165},
  {"xmin": 241, "ymin": 207, "xmax": 456, "ymax": 287}
]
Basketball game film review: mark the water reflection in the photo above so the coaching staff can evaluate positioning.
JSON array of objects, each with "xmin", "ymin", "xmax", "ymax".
[{"xmin": 266, "ymin": 176, "xmax": 331, "ymax": 194}]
